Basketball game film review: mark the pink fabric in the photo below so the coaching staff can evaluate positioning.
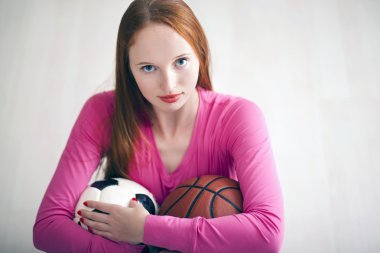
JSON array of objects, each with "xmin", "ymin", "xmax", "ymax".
[{"xmin": 33, "ymin": 87, "xmax": 284, "ymax": 253}]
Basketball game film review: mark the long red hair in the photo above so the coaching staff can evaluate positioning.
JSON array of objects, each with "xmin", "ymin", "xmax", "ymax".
[{"xmin": 105, "ymin": 0, "xmax": 212, "ymax": 179}]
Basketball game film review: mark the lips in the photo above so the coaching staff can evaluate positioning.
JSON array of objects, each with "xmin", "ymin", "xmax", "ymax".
[{"xmin": 159, "ymin": 93, "xmax": 183, "ymax": 103}]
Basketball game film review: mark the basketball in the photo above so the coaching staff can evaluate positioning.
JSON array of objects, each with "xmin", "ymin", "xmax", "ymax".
[{"xmin": 158, "ymin": 175, "xmax": 243, "ymax": 218}]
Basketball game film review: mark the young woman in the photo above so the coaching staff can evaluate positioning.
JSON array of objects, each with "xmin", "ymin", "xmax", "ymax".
[{"xmin": 33, "ymin": 0, "xmax": 284, "ymax": 252}]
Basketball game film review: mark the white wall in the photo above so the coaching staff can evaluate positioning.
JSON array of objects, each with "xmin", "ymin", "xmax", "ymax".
[{"xmin": 0, "ymin": 0, "xmax": 379, "ymax": 252}]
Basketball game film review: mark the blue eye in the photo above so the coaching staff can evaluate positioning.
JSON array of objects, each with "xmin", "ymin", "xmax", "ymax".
[
  {"xmin": 142, "ymin": 65, "xmax": 156, "ymax": 73},
  {"xmin": 175, "ymin": 58, "xmax": 188, "ymax": 68}
]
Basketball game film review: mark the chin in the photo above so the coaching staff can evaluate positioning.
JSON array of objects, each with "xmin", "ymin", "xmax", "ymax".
[{"xmin": 155, "ymin": 97, "xmax": 188, "ymax": 112}]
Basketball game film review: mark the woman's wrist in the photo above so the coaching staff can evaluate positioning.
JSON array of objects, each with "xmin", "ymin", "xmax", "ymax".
[{"xmin": 140, "ymin": 213, "xmax": 150, "ymax": 243}]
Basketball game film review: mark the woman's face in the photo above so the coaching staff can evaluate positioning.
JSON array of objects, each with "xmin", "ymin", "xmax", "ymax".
[{"xmin": 129, "ymin": 23, "xmax": 200, "ymax": 113}]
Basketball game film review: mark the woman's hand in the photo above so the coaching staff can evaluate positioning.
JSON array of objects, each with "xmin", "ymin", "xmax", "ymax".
[{"xmin": 78, "ymin": 198, "xmax": 149, "ymax": 244}]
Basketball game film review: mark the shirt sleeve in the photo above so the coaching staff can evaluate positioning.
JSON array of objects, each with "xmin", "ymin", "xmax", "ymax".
[
  {"xmin": 143, "ymin": 99, "xmax": 284, "ymax": 253},
  {"xmin": 33, "ymin": 93, "xmax": 144, "ymax": 253}
]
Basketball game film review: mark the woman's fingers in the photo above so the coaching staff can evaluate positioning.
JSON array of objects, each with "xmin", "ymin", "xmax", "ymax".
[
  {"xmin": 90, "ymin": 227, "xmax": 116, "ymax": 241},
  {"xmin": 84, "ymin": 200, "xmax": 115, "ymax": 214},
  {"xmin": 80, "ymin": 209, "xmax": 109, "ymax": 224},
  {"xmin": 81, "ymin": 216, "xmax": 109, "ymax": 231},
  {"xmin": 77, "ymin": 199, "xmax": 147, "ymax": 243},
  {"xmin": 81, "ymin": 217, "xmax": 119, "ymax": 243}
]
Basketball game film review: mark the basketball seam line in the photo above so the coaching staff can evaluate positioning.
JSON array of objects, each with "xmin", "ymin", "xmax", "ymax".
[
  {"xmin": 210, "ymin": 187, "xmax": 243, "ymax": 216},
  {"xmin": 177, "ymin": 185, "xmax": 243, "ymax": 217},
  {"xmin": 185, "ymin": 176, "xmax": 224, "ymax": 218},
  {"xmin": 177, "ymin": 185, "xmax": 242, "ymax": 215},
  {"xmin": 162, "ymin": 177, "xmax": 202, "ymax": 215}
]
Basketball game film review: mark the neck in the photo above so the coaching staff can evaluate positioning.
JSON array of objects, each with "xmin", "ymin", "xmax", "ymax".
[{"xmin": 152, "ymin": 88, "xmax": 199, "ymax": 139}]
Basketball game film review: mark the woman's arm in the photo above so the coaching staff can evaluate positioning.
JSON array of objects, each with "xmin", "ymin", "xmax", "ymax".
[
  {"xmin": 143, "ymin": 100, "xmax": 284, "ymax": 253},
  {"xmin": 33, "ymin": 93, "xmax": 143, "ymax": 253}
]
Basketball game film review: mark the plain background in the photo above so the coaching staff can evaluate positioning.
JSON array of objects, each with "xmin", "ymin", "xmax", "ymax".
[{"xmin": 1, "ymin": 0, "xmax": 379, "ymax": 252}]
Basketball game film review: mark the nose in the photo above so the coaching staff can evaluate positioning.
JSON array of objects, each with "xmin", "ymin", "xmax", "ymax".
[{"xmin": 160, "ymin": 68, "xmax": 176, "ymax": 93}]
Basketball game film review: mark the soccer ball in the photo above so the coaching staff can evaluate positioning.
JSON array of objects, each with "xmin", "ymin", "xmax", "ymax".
[{"xmin": 74, "ymin": 178, "xmax": 159, "ymax": 230}]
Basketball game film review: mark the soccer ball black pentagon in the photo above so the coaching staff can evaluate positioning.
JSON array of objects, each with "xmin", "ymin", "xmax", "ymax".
[{"xmin": 74, "ymin": 178, "xmax": 159, "ymax": 230}]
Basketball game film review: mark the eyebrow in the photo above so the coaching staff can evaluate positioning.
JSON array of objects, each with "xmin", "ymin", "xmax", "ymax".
[{"xmin": 136, "ymin": 53, "xmax": 191, "ymax": 66}]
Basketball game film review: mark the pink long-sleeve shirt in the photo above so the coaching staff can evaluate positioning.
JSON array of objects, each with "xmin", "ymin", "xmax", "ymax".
[{"xmin": 33, "ymin": 87, "xmax": 284, "ymax": 253}]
